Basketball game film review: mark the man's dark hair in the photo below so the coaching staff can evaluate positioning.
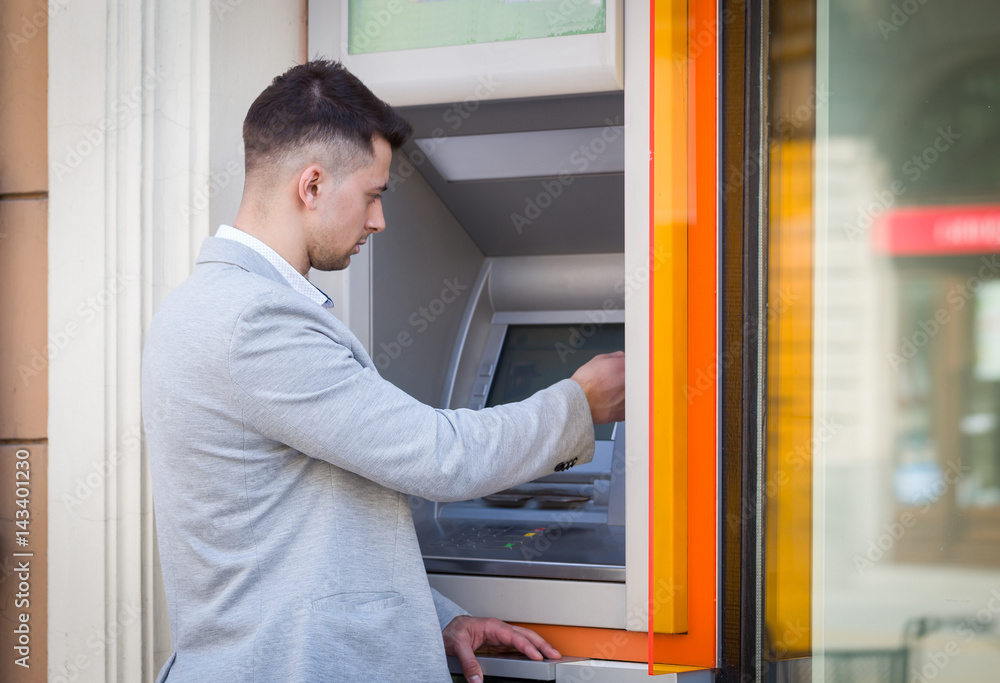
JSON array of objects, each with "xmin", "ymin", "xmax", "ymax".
[{"xmin": 242, "ymin": 60, "xmax": 412, "ymax": 179}]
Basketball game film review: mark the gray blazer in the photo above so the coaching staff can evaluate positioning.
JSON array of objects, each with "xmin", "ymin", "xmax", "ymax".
[{"xmin": 141, "ymin": 237, "xmax": 595, "ymax": 682}]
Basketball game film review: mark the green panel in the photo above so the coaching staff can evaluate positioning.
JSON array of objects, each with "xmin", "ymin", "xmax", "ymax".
[{"xmin": 348, "ymin": 0, "xmax": 606, "ymax": 55}]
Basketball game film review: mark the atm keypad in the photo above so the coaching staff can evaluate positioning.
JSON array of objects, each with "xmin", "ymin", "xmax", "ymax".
[{"xmin": 427, "ymin": 525, "xmax": 547, "ymax": 550}]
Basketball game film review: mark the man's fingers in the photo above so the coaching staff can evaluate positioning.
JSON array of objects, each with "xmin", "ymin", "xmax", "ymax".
[
  {"xmin": 571, "ymin": 350, "xmax": 626, "ymax": 425},
  {"xmin": 451, "ymin": 637, "xmax": 483, "ymax": 683},
  {"xmin": 441, "ymin": 616, "xmax": 485, "ymax": 682},
  {"xmin": 485, "ymin": 623, "xmax": 544, "ymax": 660},
  {"xmin": 510, "ymin": 625, "xmax": 561, "ymax": 659},
  {"xmin": 510, "ymin": 633, "xmax": 543, "ymax": 660}
]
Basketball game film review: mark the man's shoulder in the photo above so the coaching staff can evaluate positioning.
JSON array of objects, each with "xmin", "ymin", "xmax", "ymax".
[
  {"xmin": 148, "ymin": 260, "xmax": 358, "ymax": 356},
  {"xmin": 160, "ymin": 260, "xmax": 324, "ymax": 321}
]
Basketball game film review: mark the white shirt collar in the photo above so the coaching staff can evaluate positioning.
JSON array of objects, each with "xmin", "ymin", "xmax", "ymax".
[{"xmin": 215, "ymin": 225, "xmax": 333, "ymax": 309}]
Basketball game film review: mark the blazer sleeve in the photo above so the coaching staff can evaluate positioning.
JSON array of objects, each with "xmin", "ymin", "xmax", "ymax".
[
  {"xmin": 432, "ymin": 588, "xmax": 469, "ymax": 630},
  {"xmin": 227, "ymin": 292, "xmax": 595, "ymax": 502}
]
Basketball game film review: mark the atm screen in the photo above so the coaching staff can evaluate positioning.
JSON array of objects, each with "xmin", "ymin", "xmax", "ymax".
[{"xmin": 486, "ymin": 323, "xmax": 625, "ymax": 440}]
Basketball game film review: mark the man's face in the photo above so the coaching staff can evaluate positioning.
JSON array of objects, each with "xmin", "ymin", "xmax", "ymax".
[{"xmin": 306, "ymin": 136, "xmax": 392, "ymax": 271}]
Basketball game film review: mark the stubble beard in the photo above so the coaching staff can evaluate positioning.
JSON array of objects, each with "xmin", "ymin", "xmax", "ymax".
[{"xmin": 308, "ymin": 244, "xmax": 351, "ymax": 272}]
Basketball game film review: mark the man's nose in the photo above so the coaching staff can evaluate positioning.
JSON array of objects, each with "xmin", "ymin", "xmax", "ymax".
[{"xmin": 366, "ymin": 201, "xmax": 386, "ymax": 233}]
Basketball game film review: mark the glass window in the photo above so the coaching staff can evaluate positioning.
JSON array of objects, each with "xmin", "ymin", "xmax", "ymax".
[{"xmin": 769, "ymin": 0, "xmax": 1000, "ymax": 679}]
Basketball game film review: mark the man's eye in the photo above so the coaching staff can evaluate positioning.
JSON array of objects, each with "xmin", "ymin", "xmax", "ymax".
[{"xmin": 370, "ymin": 194, "xmax": 382, "ymax": 203}]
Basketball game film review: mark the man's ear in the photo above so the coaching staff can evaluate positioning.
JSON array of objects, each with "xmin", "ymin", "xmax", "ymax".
[{"xmin": 297, "ymin": 165, "xmax": 323, "ymax": 210}]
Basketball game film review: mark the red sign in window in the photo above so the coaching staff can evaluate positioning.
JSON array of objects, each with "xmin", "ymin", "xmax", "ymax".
[{"xmin": 875, "ymin": 205, "xmax": 1000, "ymax": 255}]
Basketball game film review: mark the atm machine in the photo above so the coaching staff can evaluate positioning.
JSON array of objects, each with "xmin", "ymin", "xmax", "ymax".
[{"xmin": 412, "ymin": 255, "xmax": 627, "ymax": 583}]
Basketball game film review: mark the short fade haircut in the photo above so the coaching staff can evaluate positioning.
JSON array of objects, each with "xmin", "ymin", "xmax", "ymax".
[{"xmin": 242, "ymin": 60, "xmax": 412, "ymax": 180}]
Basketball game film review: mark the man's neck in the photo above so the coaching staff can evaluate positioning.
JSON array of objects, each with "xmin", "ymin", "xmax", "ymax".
[{"xmin": 232, "ymin": 204, "xmax": 310, "ymax": 276}]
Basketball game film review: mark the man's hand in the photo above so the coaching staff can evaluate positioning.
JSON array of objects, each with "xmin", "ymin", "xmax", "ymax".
[
  {"xmin": 571, "ymin": 351, "xmax": 626, "ymax": 424},
  {"xmin": 442, "ymin": 615, "xmax": 561, "ymax": 683}
]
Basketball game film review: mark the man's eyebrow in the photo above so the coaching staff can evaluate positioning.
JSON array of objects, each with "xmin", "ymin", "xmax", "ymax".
[{"xmin": 372, "ymin": 184, "xmax": 388, "ymax": 193}]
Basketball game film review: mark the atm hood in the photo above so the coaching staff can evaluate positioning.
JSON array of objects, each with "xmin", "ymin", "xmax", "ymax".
[{"xmin": 396, "ymin": 93, "xmax": 625, "ymax": 257}]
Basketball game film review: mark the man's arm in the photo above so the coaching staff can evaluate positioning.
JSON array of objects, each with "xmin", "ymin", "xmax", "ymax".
[{"xmin": 228, "ymin": 293, "xmax": 597, "ymax": 501}]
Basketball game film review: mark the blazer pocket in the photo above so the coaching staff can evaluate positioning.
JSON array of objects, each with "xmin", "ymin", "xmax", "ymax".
[{"xmin": 312, "ymin": 591, "xmax": 404, "ymax": 613}]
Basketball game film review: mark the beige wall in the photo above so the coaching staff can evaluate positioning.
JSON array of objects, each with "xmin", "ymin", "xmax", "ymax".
[{"xmin": 0, "ymin": 0, "xmax": 48, "ymax": 680}]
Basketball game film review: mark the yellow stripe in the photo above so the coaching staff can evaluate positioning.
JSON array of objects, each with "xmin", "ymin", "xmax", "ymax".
[
  {"xmin": 651, "ymin": 0, "xmax": 689, "ymax": 635},
  {"xmin": 765, "ymin": 139, "xmax": 813, "ymax": 657}
]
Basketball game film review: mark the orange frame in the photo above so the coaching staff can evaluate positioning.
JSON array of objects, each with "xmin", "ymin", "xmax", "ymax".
[{"xmin": 650, "ymin": 0, "xmax": 719, "ymax": 670}]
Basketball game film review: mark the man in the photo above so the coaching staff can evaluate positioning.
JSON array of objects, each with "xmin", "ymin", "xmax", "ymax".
[{"xmin": 142, "ymin": 60, "xmax": 626, "ymax": 683}]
